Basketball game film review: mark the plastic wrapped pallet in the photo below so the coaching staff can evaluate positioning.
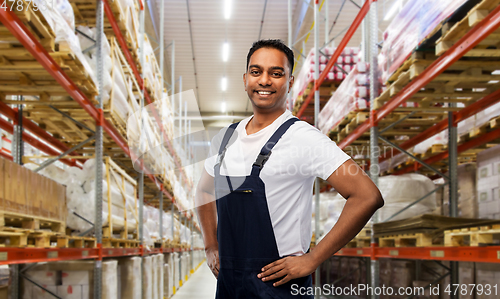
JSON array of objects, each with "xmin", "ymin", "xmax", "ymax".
[
  {"xmin": 164, "ymin": 253, "xmax": 174, "ymax": 297},
  {"xmin": 378, "ymin": 0, "xmax": 468, "ymax": 83},
  {"xmin": 318, "ymin": 62, "xmax": 370, "ymax": 135},
  {"xmin": 117, "ymin": 257, "xmax": 141, "ymax": 299},
  {"xmin": 172, "ymin": 253, "xmax": 180, "ymax": 290},
  {"xmin": 291, "ymin": 46, "xmax": 361, "ymax": 106},
  {"xmin": 152, "ymin": 255, "xmax": 159, "ymax": 299},
  {"xmin": 163, "ymin": 263, "xmax": 171, "ymax": 298},
  {"xmin": 142, "ymin": 256, "xmax": 153, "ymax": 299},
  {"xmin": 156, "ymin": 254, "xmax": 164, "ymax": 299}
]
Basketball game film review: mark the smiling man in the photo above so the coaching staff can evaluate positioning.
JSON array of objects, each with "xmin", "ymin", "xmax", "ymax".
[{"xmin": 195, "ymin": 39, "xmax": 384, "ymax": 298}]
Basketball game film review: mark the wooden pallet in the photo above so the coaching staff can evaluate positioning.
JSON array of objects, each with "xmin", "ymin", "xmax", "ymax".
[
  {"xmin": 56, "ymin": 235, "xmax": 97, "ymax": 248},
  {"xmin": 0, "ymin": 0, "xmax": 55, "ymax": 51},
  {"xmin": 0, "ymin": 42, "xmax": 98, "ymax": 100},
  {"xmin": 102, "ymin": 237, "xmax": 140, "ymax": 248},
  {"xmin": 71, "ymin": 0, "xmax": 142, "ymax": 71},
  {"xmin": 0, "ymin": 211, "xmax": 65, "ymax": 234},
  {"xmin": 379, "ymin": 232, "xmax": 436, "ymax": 248},
  {"xmin": 0, "ymin": 227, "xmax": 63, "ymax": 248},
  {"xmin": 436, "ymin": 0, "xmax": 500, "ymax": 56},
  {"xmin": 445, "ymin": 224, "xmax": 500, "ymax": 246}
]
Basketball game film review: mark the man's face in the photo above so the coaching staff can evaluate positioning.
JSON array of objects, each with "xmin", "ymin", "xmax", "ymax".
[{"xmin": 243, "ymin": 48, "xmax": 294, "ymax": 112}]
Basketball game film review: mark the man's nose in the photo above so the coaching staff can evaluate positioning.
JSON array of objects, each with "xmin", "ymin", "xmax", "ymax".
[{"xmin": 258, "ymin": 72, "xmax": 271, "ymax": 86}]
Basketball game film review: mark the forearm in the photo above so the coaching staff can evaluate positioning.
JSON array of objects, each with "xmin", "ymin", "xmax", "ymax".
[
  {"xmin": 195, "ymin": 192, "xmax": 218, "ymax": 249},
  {"xmin": 309, "ymin": 194, "xmax": 382, "ymax": 267}
]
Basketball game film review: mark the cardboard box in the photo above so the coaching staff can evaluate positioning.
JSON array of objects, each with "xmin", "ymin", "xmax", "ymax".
[
  {"xmin": 479, "ymin": 200, "xmax": 500, "ymax": 217},
  {"xmin": 61, "ymin": 271, "xmax": 89, "ymax": 286},
  {"xmin": 477, "ymin": 175, "xmax": 500, "ymax": 190},
  {"xmin": 478, "ymin": 189, "xmax": 493, "ymax": 203},
  {"xmin": 478, "ymin": 164, "xmax": 493, "ymax": 179},
  {"xmin": 56, "ymin": 285, "xmax": 89, "ymax": 299},
  {"xmin": 0, "ymin": 157, "xmax": 66, "ymax": 224}
]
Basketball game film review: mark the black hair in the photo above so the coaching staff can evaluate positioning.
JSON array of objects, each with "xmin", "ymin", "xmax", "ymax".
[{"xmin": 246, "ymin": 39, "xmax": 294, "ymax": 75}]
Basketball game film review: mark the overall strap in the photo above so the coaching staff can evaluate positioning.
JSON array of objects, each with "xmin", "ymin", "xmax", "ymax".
[
  {"xmin": 214, "ymin": 122, "xmax": 240, "ymax": 176},
  {"xmin": 250, "ymin": 117, "xmax": 299, "ymax": 176}
]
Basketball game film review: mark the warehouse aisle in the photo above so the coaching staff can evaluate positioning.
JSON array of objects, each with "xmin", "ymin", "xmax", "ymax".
[{"xmin": 172, "ymin": 262, "xmax": 217, "ymax": 298}]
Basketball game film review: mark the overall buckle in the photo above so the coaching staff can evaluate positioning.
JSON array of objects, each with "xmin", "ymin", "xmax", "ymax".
[{"xmin": 253, "ymin": 151, "xmax": 272, "ymax": 169}]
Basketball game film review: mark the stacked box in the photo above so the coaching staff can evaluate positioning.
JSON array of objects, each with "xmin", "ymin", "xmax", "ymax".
[
  {"xmin": 142, "ymin": 256, "xmax": 152, "ymax": 299},
  {"xmin": 476, "ymin": 263, "xmax": 500, "ymax": 299},
  {"xmin": 477, "ymin": 145, "xmax": 500, "ymax": 219},
  {"xmin": 0, "ymin": 157, "xmax": 66, "ymax": 227},
  {"xmin": 443, "ymin": 163, "xmax": 477, "ymax": 218}
]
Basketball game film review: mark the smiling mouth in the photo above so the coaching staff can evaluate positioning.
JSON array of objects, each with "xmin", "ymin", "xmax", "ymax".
[{"xmin": 255, "ymin": 90, "xmax": 275, "ymax": 96}]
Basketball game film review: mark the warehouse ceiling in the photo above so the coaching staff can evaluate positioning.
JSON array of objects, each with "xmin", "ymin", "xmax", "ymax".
[{"xmin": 147, "ymin": 0, "xmax": 395, "ymax": 129}]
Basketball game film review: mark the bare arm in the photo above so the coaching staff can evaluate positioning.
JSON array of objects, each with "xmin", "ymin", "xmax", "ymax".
[
  {"xmin": 259, "ymin": 159, "xmax": 384, "ymax": 286},
  {"xmin": 309, "ymin": 159, "xmax": 384, "ymax": 264},
  {"xmin": 194, "ymin": 169, "xmax": 219, "ymax": 278}
]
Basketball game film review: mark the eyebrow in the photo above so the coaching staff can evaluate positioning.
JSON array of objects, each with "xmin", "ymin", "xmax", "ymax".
[{"xmin": 248, "ymin": 65, "xmax": 286, "ymax": 73}]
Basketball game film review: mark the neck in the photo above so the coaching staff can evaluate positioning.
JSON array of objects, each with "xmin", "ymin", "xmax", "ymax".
[{"xmin": 247, "ymin": 108, "xmax": 286, "ymax": 134}]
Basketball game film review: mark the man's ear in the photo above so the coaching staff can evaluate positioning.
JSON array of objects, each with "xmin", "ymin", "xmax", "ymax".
[
  {"xmin": 243, "ymin": 73, "xmax": 247, "ymax": 91},
  {"xmin": 288, "ymin": 75, "xmax": 294, "ymax": 91}
]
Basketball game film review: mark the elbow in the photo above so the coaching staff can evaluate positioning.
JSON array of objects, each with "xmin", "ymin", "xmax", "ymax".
[{"xmin": 372, "ymin": 191, "xmax": 384, "ymax": 210}]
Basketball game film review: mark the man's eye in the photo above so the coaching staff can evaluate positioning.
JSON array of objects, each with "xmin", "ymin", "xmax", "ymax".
[
  {"xmin": 273, "ymin": 72, "xmax": 284, "ymax": 77},
  {"xmin": 251, "ymin": 70, "xmax": 260, "ymax": 75}
]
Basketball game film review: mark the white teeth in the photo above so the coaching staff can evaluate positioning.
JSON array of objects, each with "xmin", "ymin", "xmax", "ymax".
[{"xmin": 258, "ymin": 91, "xmax": 272, "ymax": 95}]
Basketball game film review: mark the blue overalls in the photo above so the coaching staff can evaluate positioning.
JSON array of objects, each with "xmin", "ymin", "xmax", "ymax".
[{"xmin": 214, "ymin": 118, "xmax": 313, "ymax": 298}]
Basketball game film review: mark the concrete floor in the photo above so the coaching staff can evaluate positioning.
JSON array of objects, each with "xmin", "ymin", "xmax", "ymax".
[{"xmin": 172, "ymin": 262, "xmax": 217, "ymax": 299}]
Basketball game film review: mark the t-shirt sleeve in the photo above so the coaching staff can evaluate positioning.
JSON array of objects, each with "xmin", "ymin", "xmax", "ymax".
[
  {"xmin": 299, "ymin": 124, "xmax": 351, "ymax": 180},
  {"xmin": 204, "ymin": 127, "xmax": 227, "ymax": 177}
]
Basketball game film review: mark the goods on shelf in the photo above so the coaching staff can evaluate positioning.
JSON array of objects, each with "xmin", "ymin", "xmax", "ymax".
[
  {"xmin": 142, "ymin": 254, "xmax": 164, "ymax": 299},
  {"xmin": 142, "ymin": 35, "xmax": 163, "ymax": 102},
  {"xmin": 22, "ymin": 260, "xmax": 118, "ymax": 299},
  {"xmin": 117, "ymin": 257, "xmax": 141, "ymax": 299},
  {"xmin": 476, "ymin": 144, "xmax": 500, "ymax": 219},
  {"xmin": 377, "ymin": 0, "xmax": 468, "ymax": 83},
  {"xmin": 0, "ymin": 157, "xmax": 66, "ymax": 235},
  {"xmin": 33, "ymin": 158, "xmax": 139, "ymax": 240},
  {"xmin": 443, "ymin": 163, "xmax": 477, "ymax": 218},
  {"xmin": 291, "ymin": 47, "xmax": 361, "ymax": 116},
  {"xmin": 317, "ymin": 62, "xmax": 369, "ymax": 136},
  {"xmin": 319, "ymin": 174, "xmax": 438, "ymax": 238}
]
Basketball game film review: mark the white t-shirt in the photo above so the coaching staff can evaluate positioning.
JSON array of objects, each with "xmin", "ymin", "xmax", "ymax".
[{"xmin": 204, "ymin": 110, "xmax": 351, "ymax": 256}]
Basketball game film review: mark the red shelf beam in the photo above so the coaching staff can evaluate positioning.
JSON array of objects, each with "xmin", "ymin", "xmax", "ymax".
[
  {"xmin": 296, "ymin": 0, "xmax": 375, "ymax": 119},
  {"xmin": 337, "ymin": 246, "xmax": 500, "ymax": 264},
  {"xmin": 0, "ymin": 247, "xmax": 202, "ymax": 265},
  {"xmin": 393, "ymin": 126, "xmax": 500, "ymax": 175},
  {"xmin": 0, "ymin": 103, "xmax": 79, "ymax": 167},
  {"xmin": 103, "ymin": 0, "xmax": 190, "ymax": 193},
  {"xmin": 380, "ymin": 88, "xmax": 500, "ymax": 162},
  {"xmin": 0, "ymin": 7, "xmax": 175, "ymax": 203},
  {"xmin": 338, "ymin": 4, "xmax": 500, "ymax": 150}
]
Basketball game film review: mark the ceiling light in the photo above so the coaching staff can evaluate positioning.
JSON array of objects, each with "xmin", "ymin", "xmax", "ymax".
[
  {"xmin": 384, "ymin": 0, "xmax": 402, "ymax": 21},
  {"xmin": 221, "ymin": 77, "xmax": 227, "ymax": 91},
  {"xmin": 222, "ymin": 42, "xmax": 229, "ymax": 62},
  {"xmin": 221, "ymin": 101, "xmax": 226, "ymax": 113},
  {"xmin": 224, "ymin": 0, "xmax": 231, "ymax": 19},
  {"xmin": 488, "ymin": 80, "xmax": 499, "ymax": 84},
  {"xmin": 492, "ymin": 70, "xmax": 500, "ymax": 75}
]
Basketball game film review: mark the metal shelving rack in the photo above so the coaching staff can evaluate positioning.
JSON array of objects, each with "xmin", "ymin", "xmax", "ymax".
[
  {"xmin": 292, "ymin": 0, "xmax": 500, "ymax": 298},
  {"xmin": 0, "ymin": 0, "xmax": 202, "ymax": 298}
]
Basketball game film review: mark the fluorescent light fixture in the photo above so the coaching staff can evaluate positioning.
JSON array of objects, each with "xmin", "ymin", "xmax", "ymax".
[
  {"xmin": 492, "ymin": 70, "xmax": 500, "ymax": 75},
  {"xmin": 221, "ymin": 101, "xmax": 226, "ymax": 113},
  {"xmin": 488, "ymin": 80, "xmax": 500, "ymax": 84},
  {"xmin": 223, "ymin": 42, "xmax": 229, "ymax": 62},
  {"xmin": 224, "ymin": 0, "xmax": 231, "ymax": 19},
  {"xmin": 384, "ymin": 0, "xmax": 402, "ymax": 21},
  {"xmin": 221, "ymin": 77, "xmax": 227, "ymax": 91}
]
